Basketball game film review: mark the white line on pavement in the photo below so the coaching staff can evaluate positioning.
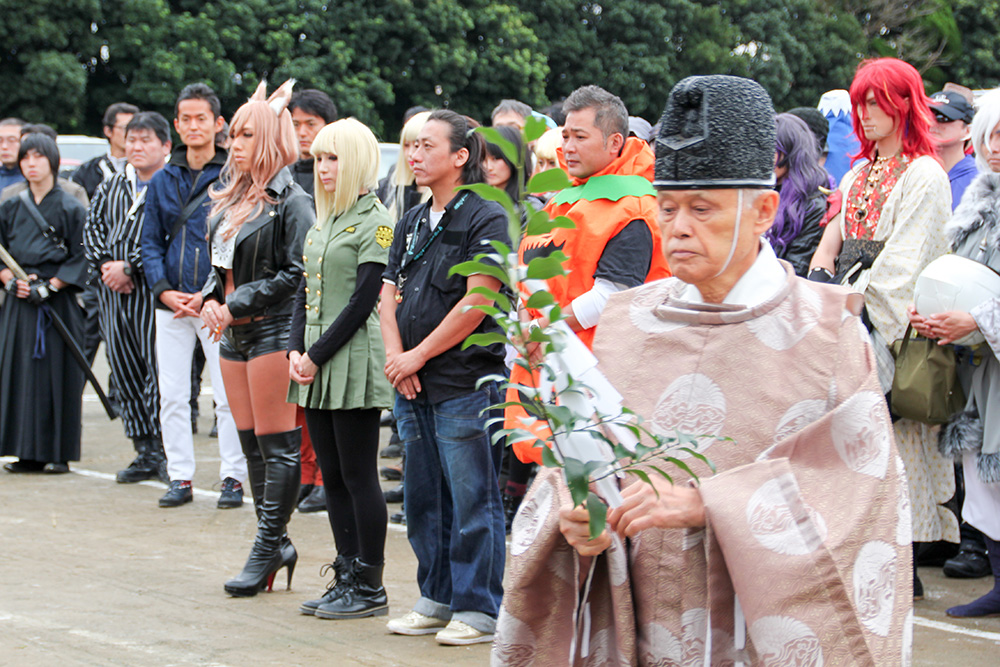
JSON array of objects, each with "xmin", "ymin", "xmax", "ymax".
[
  {"xmin": 912, "ymin": 615, "xmax": 1000, "ymax": 643},
  {"xmin": 70, "ymin": 466, "xmax": 409, "ymax": 532}
]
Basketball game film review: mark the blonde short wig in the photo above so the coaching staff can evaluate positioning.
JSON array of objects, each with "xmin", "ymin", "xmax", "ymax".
[
  {"xmin": 311, "ymin": 118, "xmax": 380, "ymax": 224},
  {"xmin": 533, "ymin": 127, "xmax": 562, "ymax": 164}
]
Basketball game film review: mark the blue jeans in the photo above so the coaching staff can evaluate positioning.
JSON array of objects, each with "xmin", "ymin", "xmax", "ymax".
[{"xmin": 395, "ymin": 383, "xmax": 505, "ymax": 634}]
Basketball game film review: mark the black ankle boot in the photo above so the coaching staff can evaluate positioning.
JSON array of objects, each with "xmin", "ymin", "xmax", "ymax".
[
  {"xmin": 299, "ymin": 554, "xmax": 356, "ymax": 615},
  {"xmin": 224, "ymin": 428, "xmax": 301, "ymax": 597},
  {"xmin": 314, "ymin": 560, "xmax": 388, "ymax": 619},
  {"xmin": 116, "ymin": 438, "xmax": 158, "ymax": 483}
]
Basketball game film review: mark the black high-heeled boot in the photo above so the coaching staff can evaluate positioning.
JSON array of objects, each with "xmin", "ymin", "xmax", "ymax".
[
  {"xmin": 224, "ymin": 428, "xmax": 301, "ymax": 597},
  {"xmin": 299, "ymin": 554, "xmax": 357, "ymax": 615},
  {"xmin": 238, "ymin": 428, "xmax": 296, "ymax": 567},
  {"xmin": 314, "ymin": 560, "xmax": 388, "ymax": 619}
]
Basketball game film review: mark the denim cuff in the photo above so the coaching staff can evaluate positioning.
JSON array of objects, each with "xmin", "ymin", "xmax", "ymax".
[
  {"xmin": 452, "ymin": 610, "xmax": 497, "ymax": 634},
  {"xmin": 414, "ymin": 597, "xmax": 452, "ymax": 621}
]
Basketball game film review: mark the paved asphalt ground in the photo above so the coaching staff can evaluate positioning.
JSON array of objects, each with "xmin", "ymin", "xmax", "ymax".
[{"xmin": 2, "ymin": 356, "xmax": 999, "ymax": 665}]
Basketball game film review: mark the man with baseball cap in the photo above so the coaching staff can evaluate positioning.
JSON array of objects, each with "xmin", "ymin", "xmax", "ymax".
[
  {"xmin": 930, "ymin": 89, "xmax": 978, "ymax": 210},
  {"xmin": 493, "ymin": 75, "xmax": 910, "ymax": 665}
]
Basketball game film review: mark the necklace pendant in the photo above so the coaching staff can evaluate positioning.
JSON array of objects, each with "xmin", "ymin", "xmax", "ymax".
[
  {"xmin": 855, "ymin": 209, "xmax": 867, "ymax": 222},
  {"xmin": 395, "ymin": 292, "xmax": 403, "ymax": 304}
]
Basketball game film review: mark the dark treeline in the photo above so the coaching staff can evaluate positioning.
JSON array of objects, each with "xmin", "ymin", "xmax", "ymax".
[{"xmin": 2, "ymin": 0, "xmax": 998, "ymax": 140}]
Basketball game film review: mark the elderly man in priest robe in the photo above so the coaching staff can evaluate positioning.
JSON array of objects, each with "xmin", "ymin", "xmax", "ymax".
[{"xmin": 492, "ymin": 75, "xmax": 913, "ymax": 667}]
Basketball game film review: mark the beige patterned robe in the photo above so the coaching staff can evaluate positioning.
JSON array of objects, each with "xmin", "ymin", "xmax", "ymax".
[
  {"xmin": 493, "ymin": 267, "xmax": 912, "ymax": 666},
  {"xmin": 836, "ymin": 156, "xmax": 956, "ymax": 544}
]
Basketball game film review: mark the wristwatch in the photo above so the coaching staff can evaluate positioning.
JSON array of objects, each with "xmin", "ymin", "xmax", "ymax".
[{"xmin": 123, "ymin": 263, "xmax": 133, "ymax": 277}]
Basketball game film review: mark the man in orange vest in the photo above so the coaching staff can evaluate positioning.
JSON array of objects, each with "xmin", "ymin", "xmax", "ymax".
[{"xmin": 504, "ymin": 85, "xmax": 670, "ymax": 519}]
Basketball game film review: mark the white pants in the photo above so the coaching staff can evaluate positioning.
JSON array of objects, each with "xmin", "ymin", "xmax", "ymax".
[{"xmin": 154, "ymin": 309, "xmax": 245, "ymax": 483}]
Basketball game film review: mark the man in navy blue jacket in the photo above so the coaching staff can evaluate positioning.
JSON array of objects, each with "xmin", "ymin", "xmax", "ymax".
[{"xmin": 141, "ymin": 83, "xmax": 246, "ymax": 510}]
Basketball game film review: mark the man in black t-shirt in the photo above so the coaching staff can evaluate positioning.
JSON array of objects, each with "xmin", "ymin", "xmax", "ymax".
[{"xmin": 380, "ymin": 110, "xmax": 508, "ymax": 646}]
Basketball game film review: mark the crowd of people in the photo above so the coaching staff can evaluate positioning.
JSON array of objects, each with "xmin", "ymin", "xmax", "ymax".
[{"xmin": 2, "ymin": 54, "xmax": 1000, "ymax": 662}]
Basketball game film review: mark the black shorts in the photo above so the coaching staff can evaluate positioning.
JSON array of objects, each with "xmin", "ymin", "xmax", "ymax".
[{"xmin": 220, "ymin": 315, "xmax": 292, "ymax": 362}]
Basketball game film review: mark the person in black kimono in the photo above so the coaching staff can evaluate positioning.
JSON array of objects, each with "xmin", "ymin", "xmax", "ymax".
[{"xmin": 0, "ymin": 133, "xmax": 88, "ymax": 473}]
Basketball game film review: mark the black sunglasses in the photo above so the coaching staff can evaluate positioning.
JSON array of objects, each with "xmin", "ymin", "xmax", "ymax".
[{"xmin": 934, "ymin": 112, "xmax": 958, "ymax": 124}]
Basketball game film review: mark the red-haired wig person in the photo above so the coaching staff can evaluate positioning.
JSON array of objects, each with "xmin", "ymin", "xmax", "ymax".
[
  {"xmin": 199, "ymin": 81, "xmax": 315, "ymax": 597},
  {"xmin": 809, "ymin": 58, "xmax": 955, "ymax": 599}
]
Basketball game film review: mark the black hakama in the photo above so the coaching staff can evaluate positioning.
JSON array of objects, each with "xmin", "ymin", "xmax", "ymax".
[{"xmin": 0, "ymin": 186, "xmax": 88, "ymax": 464}]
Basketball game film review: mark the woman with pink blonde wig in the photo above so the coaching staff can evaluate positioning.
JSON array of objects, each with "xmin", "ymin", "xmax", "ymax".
[
  {"xmin": 200, "ymin": 81, "xmax": 316, "ymax": 597},
  {"xmin": 809, "ymin": 58, "xmax": 955, "ymax": 600}
]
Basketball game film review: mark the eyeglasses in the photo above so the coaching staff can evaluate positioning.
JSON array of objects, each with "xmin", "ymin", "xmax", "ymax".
[{"xmin": 933, "ymin": 112, "xmax": 958, "ymax": 124}]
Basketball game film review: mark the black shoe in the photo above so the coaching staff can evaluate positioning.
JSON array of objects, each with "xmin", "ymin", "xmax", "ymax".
[
  {"xmin": 944, "ymin": 549, "xmax": 992, "ymax": 579},
  {"xmin": 4, "ymin": 459, "xmax": 45, "ymax": 473},
  {"xmin": 379, "ymin": 411, "xmax": 394, "ymax": 427},
  {"xmin": 43, "ymin": 462, "xmax": 70, "ymax": 474},
  {"xmin": 218, "ymin": 477, "xmax": 244, "ymax": 509},
  {"xmin": 300, "ymin": 555, "xmax": 356, "ymax": 615},
  {"xmin": 210, "ymin": 416, "xmax": 218, "ymax": 438},
  {"xmin": 380, "ymin": 465, "xmax": 402, "ymax": 482},
  {"xmin": 380, "ymin": 442, "xmax": 403, "ymax": 458},
  {"xmin": 159, "ymin": 480, "xmax": 193, "ymax": 507},
  {"xmin": 502, "ymin": 492, "xmax": 523, "ymax": 535},
  {"xmin": 914, "ymin": 571, "xmax": 924, "ymax": 601},
  {"xmin": 191, "ymin": 416, "xmax": 199, "ymax": 435},
  {"xmin": 298, "ymin": 485, "xmax": 326, "ymax": 513},
  {"xmin": 315, "ymin": 560, "xmax": 388, "ymax": 619},
  {"xmin": 389, "ymin": 510, "xmax": 406, "ymax": 525},
  {"xmin": 116, "ymin": 439, "xmax": 158, "ymax": 483},
  {"xmin": 384, "ymin": 483, "xmax": 404, "ymax": 504}
]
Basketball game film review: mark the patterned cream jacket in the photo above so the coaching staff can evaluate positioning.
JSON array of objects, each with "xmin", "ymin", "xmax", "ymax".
[{"xmin": 493, "ymin": 266, "xmax": 912, "ymax": 666}]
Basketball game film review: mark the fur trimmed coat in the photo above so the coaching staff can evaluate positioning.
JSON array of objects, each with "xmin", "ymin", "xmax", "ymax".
[{"xmin": 939, "ymin": 171, "xmax": 1000, "ymax": 487}]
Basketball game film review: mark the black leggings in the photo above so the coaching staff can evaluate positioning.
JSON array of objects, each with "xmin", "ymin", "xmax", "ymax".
[{"xmin": 304, "ymin": 407, "xmax": 386, "ymax": 565}]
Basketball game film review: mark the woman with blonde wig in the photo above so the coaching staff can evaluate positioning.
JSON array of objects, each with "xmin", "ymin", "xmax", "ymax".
[
  {"xmin": 200, "ymin": 81, "xmax": 315, "ymax": 597},
  {"xmin": 377, "ymin": 111, "xmax": 430, "ymax": 223},
  {"xmin": 288, "ymin": 118, "xmax": 394, "ymax": 619}
]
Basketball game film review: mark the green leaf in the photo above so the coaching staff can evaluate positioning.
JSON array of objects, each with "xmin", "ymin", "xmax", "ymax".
[
  {"xmin": 647, "ymin": 465, "xmax": 674, "ymax": 485},
  {"xmin": 586, "ymin": 492, "xmax": 608, "ymax": 540},
  {"xmin": 525, "ymin": 209, "xmax": 555, "ymax": 237},
  {"xmin": 466, "ymin": 304, "xmax": 502, "ymax": 318},
  {"xmin": 563, "ymin": 456, "xmax": 589, "ymax": 507},
  {"xmin": 524, "ymin": 115, "xmax": 548, "ymax": 143},
  {"xmin": 525, "ymin": 291, "xmax": 555, "ymax": 309},
  {"xmin": 448, "ymin": 260, "xmax": 509, "ymax": 285},
  {"xmin": 528, "ymin": 168, "xmax": 572, "ymax": 194},
  {"xmin": 467, "ymin": 285, "xmax": 510, "ymax": 311},
  {"xmin": 457, "ymin": 182, "xmax": 516, "ymax": 220},
  {"xmin": 625, "ymin": 469, "xmax": 658, "ymax": 498},
  {"xmin": 461, "ymin": 332, "xmax": 510, "ymax": 350},
  {"xmin": 476, "ymin": 127, "xmax": 519, "ymax": 167},
  {"xmin": 526, "ymin": 253, "xmax": 568, "ymax": 280},
  {"xmin": 662, "ymin": 456, "xmax": 698, "ymax": 481},
  {"xmin": 540, "ymin": 444, "xmax": 562, "ymax": 469}
]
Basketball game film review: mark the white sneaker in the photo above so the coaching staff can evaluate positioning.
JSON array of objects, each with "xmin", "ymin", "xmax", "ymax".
[
  {"xmin": 386, "ymin": 611, "xmax": 449, "ymax": 636},
  {"xmin": 435, "ymin": 619, "xmax": 494, "ymax": 646}
]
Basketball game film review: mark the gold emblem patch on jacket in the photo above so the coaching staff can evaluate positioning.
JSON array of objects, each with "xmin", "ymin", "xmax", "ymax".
[{"xmin": 376, "ymin": 225, "xmax": 394, "ymax": 249}]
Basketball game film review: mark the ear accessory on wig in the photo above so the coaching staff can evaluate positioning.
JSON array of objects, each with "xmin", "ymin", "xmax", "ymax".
[
  {"xmin": 247, "ymin": 79, "xmax": 297, "ymax": 117},
  {"xmin": 268, "ymin": 79, "xmax": 296, "ymax": 117}
]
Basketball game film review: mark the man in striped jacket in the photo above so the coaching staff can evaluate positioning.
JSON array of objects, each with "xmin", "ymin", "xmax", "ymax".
[{"xmin": 84, "ymin": 112, "xmax": 171, "ymax": 484}]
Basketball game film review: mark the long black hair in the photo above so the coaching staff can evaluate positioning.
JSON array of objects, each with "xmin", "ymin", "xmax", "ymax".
[
  {"xmin": 426, "ymin": 109, "xmax": 486, "ymax": 185},
  {"xmin": 485, "ymin": 124, "xmax": 532, "ymax": 204}
]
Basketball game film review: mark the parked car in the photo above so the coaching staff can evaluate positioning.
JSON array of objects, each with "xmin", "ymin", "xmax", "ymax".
[
  {"xmin": 57, "ymin": 135, "xmax": 108, "ymax": 177},
  {"xmin": 378, "ymin": 142, "xmax": 399, "ymax": 181}
]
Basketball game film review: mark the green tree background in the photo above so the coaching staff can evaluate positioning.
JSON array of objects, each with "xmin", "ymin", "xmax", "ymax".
[{"xmin": 1, "ymin": 0, "xmax": 996, "ymax": 140}]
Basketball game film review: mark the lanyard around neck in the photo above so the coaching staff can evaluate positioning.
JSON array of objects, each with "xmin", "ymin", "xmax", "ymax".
[{"xmin": 402, "ymin": 193, "xmax": 468, "ymax": 269}]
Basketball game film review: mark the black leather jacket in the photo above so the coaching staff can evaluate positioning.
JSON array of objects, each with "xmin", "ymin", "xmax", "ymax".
[{"xmin": 202, "ymin": 167, "xmax": 314, "ymax": 319}]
